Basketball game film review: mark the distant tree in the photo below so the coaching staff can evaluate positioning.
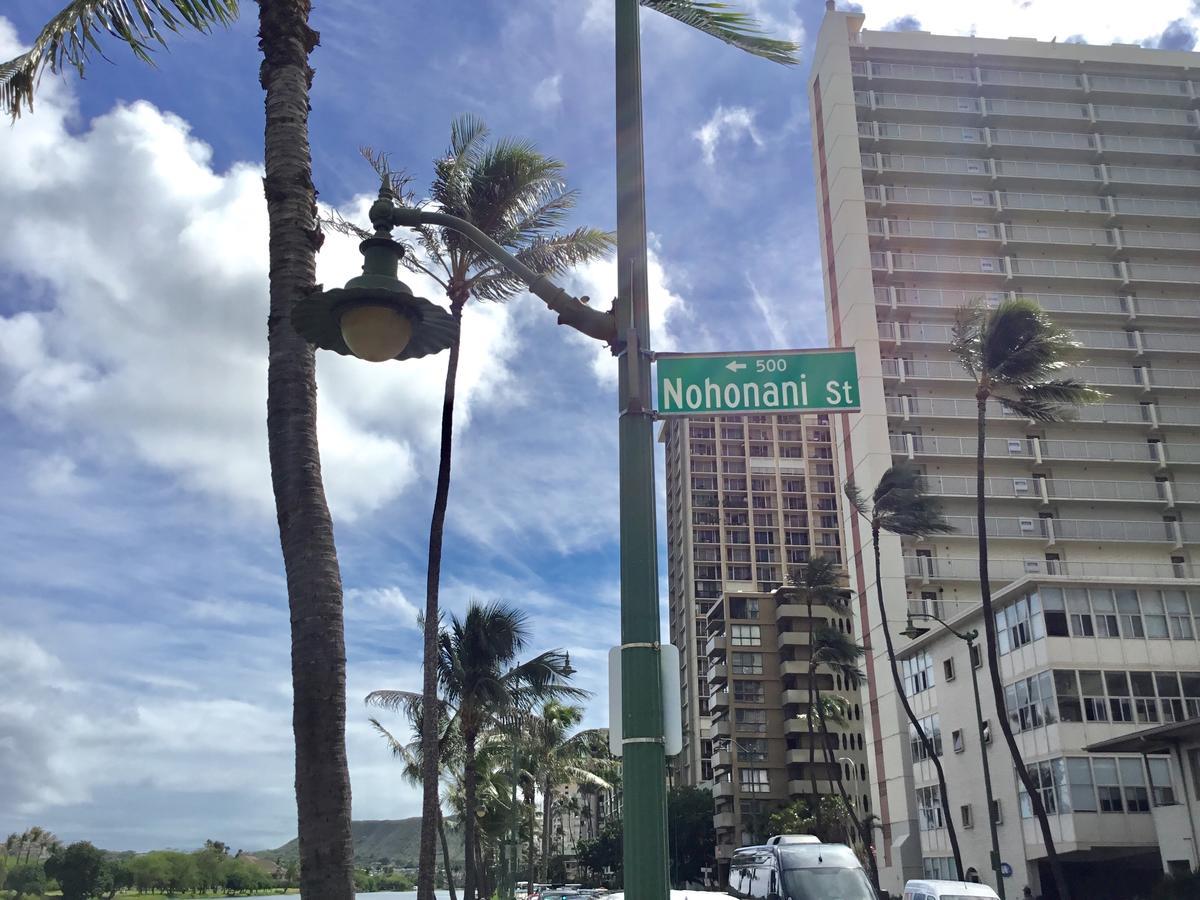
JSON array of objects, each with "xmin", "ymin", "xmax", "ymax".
[
  {"xmin": 45, "ymin": 842, "xmax": 106, "ymax": 900},
  {"xmin": 764, "ymin": 797, "xmax": 847, "ymax": 843},
  {"xmin": 5, "ymin": 861, "xmax": 48, "ymax": 897},
  {"xmin": 575, "ymin": 818, "xmax": 622, "ymax": 887},
  {"xmin": 666, "ymin": 786, "xmax": 715, "ymax": 885}
]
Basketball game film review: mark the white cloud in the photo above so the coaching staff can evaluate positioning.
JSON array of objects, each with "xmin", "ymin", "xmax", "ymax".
[
  {"xmin": 532, "ymin": 73, "xmax": 563, "ymax": 111},
  {"xmin": 856, "ymin": 0, "xmax": 1196, "ymax": 44},
  {"xmin": 345, "ymin": 585, "xmax": 421, "ymax": 628},
  {"xmin": 693, "ymin": 104, "xmax": 763, "ymax": 167},
  {"xmin": 0, "ymin": 21, "xmax": 517, "ymax": 524}
]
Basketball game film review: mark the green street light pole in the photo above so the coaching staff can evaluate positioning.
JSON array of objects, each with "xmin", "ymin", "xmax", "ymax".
[
  {"xmin": 613, "ymin": 2, "xmax": 671, "ymax": 899},
  {"xmin": 903, "ymin": 612, "xmax": 1005, "ymax": 898}
]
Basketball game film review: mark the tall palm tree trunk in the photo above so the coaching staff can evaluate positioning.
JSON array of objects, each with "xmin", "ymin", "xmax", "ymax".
[
  {"xmin": 975, "ymin": 397, "xmax": 1071, "ymax": 900},
  {"xmin": 527, "ymin": 801, "xmax": 536, "ymax": 893},
  {"xmin": 463, "ymin": 726, "xmax": 480, "ymax": 900},
  {"xmin": 418, "ymin": 298, "xmax": 466, "ymax": 900},
  {"xmin": 437, "ymin": 809, "xmax": 459, "ymax": 900},
  {"xmin": 870, "ymin": 525, "xmax": 963, "ymax": 880},
  {"xmin": 258, "ymin": 3, "xmax": 353, "ymax": 898},
  {"xmin": 817, "ymin": 714, "xmax": 878, "ymax": 890},
  {"xmin": 806, "ymin": 595, "xmax": 821, "ymax": 830}
]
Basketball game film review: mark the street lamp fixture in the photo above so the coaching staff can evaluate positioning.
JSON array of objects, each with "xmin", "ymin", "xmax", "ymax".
[
  {"xmin": 291, "ymin": 185, "xmax": 459, "ymax": 362},
  {"xmin": 899, "ymin": 610, "xmax": 1003, "ymax": 898}
]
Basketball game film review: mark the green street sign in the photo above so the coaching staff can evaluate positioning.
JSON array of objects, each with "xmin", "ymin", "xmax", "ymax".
[{"xmin": 655, "ymin": 349, "xmax": 859, "ymax": 416}]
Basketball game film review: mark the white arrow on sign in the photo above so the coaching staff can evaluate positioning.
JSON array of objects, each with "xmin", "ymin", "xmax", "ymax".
[{"xmin": 725, "ymin": 360, "xmax": 746, "ymax": 372}]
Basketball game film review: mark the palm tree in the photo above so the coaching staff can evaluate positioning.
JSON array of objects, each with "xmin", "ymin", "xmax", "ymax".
[
  {"xmin": 368, "ymin": 601, "xmax": 583, "ymax": 900},
  {"xmin": 329, "ymin": 124, "xmax": 614, "ymax": 900},
  {"xmin": 845, "ymin": 463, "xmax": 964, "ymax": 880},
  {"xmin": 3, "ymin": 5, "xmax": 353, "ymax": 897},
  {"xmin": 522, "ymin": 702, "xmax": 613, "ymax": 881},
  {"xmin": 951, "ymin": 299, "xmax": 1103, "ymax": 900},
  {"xmin": 779, "ymin": 557, "xmax": 852, "ymax": 828},
  {"xmin": 365, "ymin": 700, "xmax": 460, "ymax": 900}
]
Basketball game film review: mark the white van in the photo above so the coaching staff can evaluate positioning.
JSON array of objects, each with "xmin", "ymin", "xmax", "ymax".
[{"xmin": 903, "ymin": 879, "xmax": 1001, "ymax": 900}]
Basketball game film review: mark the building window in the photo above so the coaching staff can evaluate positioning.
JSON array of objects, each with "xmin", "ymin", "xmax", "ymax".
[
  {"xmin": 733, "ymin": 680, "xmax": 765, "ymax": 704},
  {"xmin": 732, "ymin": 652, "xmax": 764, "ymax": 675},
  {"xmin": 943, "ymin": 657, "xmax": 956, "ymax": 682},
  {"xmin": 909, "ymin": 714, "xmax": 942, "ymax": 761},
  {"xmin": 960, "ymin": 804, "xmax": 973, "ymax": 828},
  {"xmin": 916, "ymin": 785, "xmax": 944, "ymax": 831},
  {"xmin": 1148, "ymin": 757, "xmax": 1176, "ymax": 806},
  {"xmin": 730, "ymin": 597, "xmax": 760, "ymax": 619},
  {"xmin": 1004, "ymin": 670, "xmax": 1055, "ymax": 733},
  {"xmin": 739, "ymin": 768, "xmax": 770, "ymax": 793},
  {"xmin": 991, "ymin": 799, "xmax": 1003, "ymax": 825},
  {"xmin": 952, "ymin": 729, "xmax": 964, "ymax": 754},
  {"xmin": 736, "ymin": 738, "xmax": 769, "ymax": 763},
  {"xmin": 731, "ymin": 625, "xmax": 762, "ymax": 647},
  {"xmin": 922, "ymin": 858, "xmax": 955, "ymax": 880},
  {"xmin": 902, "ymin": 652, "xmax": 935, "ymax": 696},
  {"xmin": 1121, "ymin": 758, "xmax": 1151, "ymax": 812},
  {"xmin": 1094, "ymin": 758, "xmax": 1124, "ymax": 813},
  {"xmin": 970, "ymin": 643, "xmax": 983, "ymax": 669},
  {"xmin": 735, "ymin": 708, "xmax": 767, "ymax": 734}
]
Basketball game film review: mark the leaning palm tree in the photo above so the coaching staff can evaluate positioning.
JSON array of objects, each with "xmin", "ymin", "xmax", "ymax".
[
  {"xmin": 3, "ymin": 5, "xmax": 354, "ymax": 897},
  {"xmin": 328, "ymin": 125, "xmax": 614, "ymax": 900},
  {"xmin": 950, "ymin": 299, "xmax": 1103, "ymax": 900},
  {"xmin": 846, "ymin": 463, "xmax": 964, "ymax": 880},
  {"xmin": 368, "ymin": 601, "xmax": 583, "ymax": 900}
]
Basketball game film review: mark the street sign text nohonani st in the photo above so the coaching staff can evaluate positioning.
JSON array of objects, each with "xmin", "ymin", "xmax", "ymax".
[{"xmin": 655, "ymin": 349, "xmax": 859, "ymax": 415}]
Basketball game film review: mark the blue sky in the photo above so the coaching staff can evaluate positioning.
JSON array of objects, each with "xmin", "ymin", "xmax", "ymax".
[{"xmin": 1, "ymin": 0, "xmax": 1196, "ymax": 854}]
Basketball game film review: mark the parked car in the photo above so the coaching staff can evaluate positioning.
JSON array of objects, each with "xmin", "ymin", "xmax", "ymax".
[
  {"xmin": 902, "ymin": 880, "xmax": 1001, "ymax": 900},
  {"xmin": 730, "ymin": 838, "xmax": 875, "ymax": 900}
]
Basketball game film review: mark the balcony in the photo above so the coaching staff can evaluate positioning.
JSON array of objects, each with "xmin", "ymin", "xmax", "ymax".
[
  {"xmin": 1107, "ymin": 165, "xmax": 1200, "ymax": 190},
  {"xmin": 991, "ymin": 128, "xmax": 1096, "ymax": 153},
  {"xmin": 871, "ymin": 153, "xmax": 993, "ymax": 179},
  {"xmin": 712, "ymin": 718, "xmax": 732, "ymax": 739},
  {"xmin": 878, "ymin": 287, "xmax": 1133, "ymax": 319},
  {"xmin": 781, "ymin": 688, "xmax": 808, "ymax": 707},
  {"xmin": 998, "ymin": 191, "xmax": 1108, "ymax": 215},
  {"xmin": 858, "ymin": 61, "xmax": 976, "ymax": 85},
  {"xmin": 781, "ymin": 660, "xmax": 810, "ymax": 678},
  {"xmin": 890, "ymin": 395, "xmax": 1153, "ymax": 426},
  {"xmin": 985, "ymin": 97, "xmax": 1090, "ymax": 121},
  {"xmin": 713, "ymin": 781, "xmax": 734, "ymax": 800},
  {"xmin": 892, "ymin": 433, "xmax": 1035, "ymax": 460},
  {"xmin": 1093, "ymin": 104, "xmax": 1198, "ymax": 130},
  {"xmin": 871, "ymin": 218, "xmax": 1002, "ymax": 244},
  {"xmin": 1113, "ymin": 196, "xmax": 1200, "ymax": 219},
  {"xmin": 710, "ymin": 690, "xmax": 729, "ymax": 712},
  {"xmin": 870, "ymin": 91, "xmax": 982, "ymax": 117},
  {"xmin": 1006, "ymin": 224, "xmax": 1114, "ymax": 248},
  {"xmin": 883, "ymin": 251, "xmax": 1005, "ymax": 278},
  {"xmin": 714, "ymin": 811, "xmax": 736, "ymax": 830},
  {"xmin": 919, "ymin": 473, "xmax": 1176, "ymax": 505},
  {"xmin": 1039, "ymin": 437, "xmax": 1160, "ymax": 465},
  {"xmin": 1120, "ymin": 230, "xmax": 1200, "ymax": 253},
  {"xmin": 713, "ymin": 750, "xmax": 733, "ymax": 772},
  {"xmin": 904, "ymin": 555, "xmax": 1189, "ymax": 582},
  {"xmin": 1010, "ymin": 257, "xmax": 1124, "ymax": 282},
  {"xmin": 1128, "ymin": 263, "xmax": 1200, "ymax": 286},
  {"xmin": 866, "ymin": 121, "xmax": 989, "ymax": 150},
  {"xmin": 709, "ymin": 662, "xmax": 728, "ymax": 684},
  {"xmin": 981, "ymin": 69, "xmax": 1083, "ymax": 92},
  {"xmin": 994, "ymin": 158, "xmax": 1102, "ymax": 184},
  {"xmin": 941, "ymin": 514, "xmax": 1186, "ymax": 544},
  {"xmin": 707, "ymin": 634, "xmax": 727, "ymax": 658},
  {"xmin": 866, "ymin": 184, "xmax": 996, "ymax": 210},
  {"xmin": 1087, "ymin": 74, "xmax": 1192, "ymax": 98},
  {"xmin": 1097, "ymin": 134, "xmax": 1200, "ymax": 158}
]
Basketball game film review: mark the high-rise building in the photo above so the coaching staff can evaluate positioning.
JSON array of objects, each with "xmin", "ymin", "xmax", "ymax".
[
  {"xmin": 811, "ymin": 7, "xmax": 1200, "ymax": 897},
  {"xmin": 662, "ymin": 413, "xmax": 867, "ymax": 874}
]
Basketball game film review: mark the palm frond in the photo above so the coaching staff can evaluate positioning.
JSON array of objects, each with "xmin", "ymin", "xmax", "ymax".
[
  {"xmin": 843, "ymin": 478, "xmax": 869, "ymax": 518},
  {"xmin": 870, "ymin": 464, "xmax": 955, "ymax": 539},
  {"xmin": 470, "ymin": 227, "xmax": 615, "ymax": 301},
  {"xmin": 996, "ymin": 379, "xmax": 1105, "ymax": 422},
  {"xmin": 364, "ymin": 689, "xmax": 422, "ymax": 715},
  {"xmin": 1, "ymin": 0, "xmax": 238, "ymax": 119},
  {"xmin": 949, "ymin": 302, "xmax": 985, "ymax": 381},
  {"xmin": 640, "ymin": 1, "xmax": 800, "ymax": 65}
]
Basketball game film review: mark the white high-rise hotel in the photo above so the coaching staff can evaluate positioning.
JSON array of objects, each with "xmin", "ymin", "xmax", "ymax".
[{"xmin": 811, "ymin": 6, "xmax": 1200, "ymax": 898}]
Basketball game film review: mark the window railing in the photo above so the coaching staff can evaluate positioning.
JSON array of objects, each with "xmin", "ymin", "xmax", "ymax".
[
  {"xmin": 1010, "ymin": 258, "xmax": 1123, "ymax": 279},
  {"xmin": 1142, "ymin": 332, "xmax": 1200, "ymax": 353},
  {"xmin": 1107, "ymin": 166, "xmax": 1200, "ymax": 188},
  {"xmin": 893, "ymin": 287, "xmax": 1006, "ymax": 309},
  {"xmin": 981, "ymin": 69, "xmax": 1082, "ymax": 90},
  {"xmin": 892, "ymin": 252, "xmax": 1004, "ymax": 275},
  {"xmin": 1113, "ymin": 196, "xmax": 1200, "ymax": 218},
  {"xmin": 995, "ymin": 159, "xmax": 1100, "ymax": 182},
  {"xmin": 1146, "ymin": 368, "xmax": 1200, "ymax": 390},
  {"xmin": 1007, "ymin": 224, "xmax": 1114, "ymax": 246},
  {"xmin": 874, "ymin": 92, "xmax": 982, "ymax": 114},
  {"xmin": 1071, "ymin": 329, "xmax": 1137, "ymax": 350},
  {"xmin": 986, "ymin": 98, "xmax": 1089, "ymax": 119},
  {"xmin": 1043, "ymin": 478, "xmax": 1166, "ymax": 502},
  {"xmin": 904, "ymin": 555, "xmax": 1186, "ymax": 581},
  {"xmin": 875, "ymin": 122, "xmax": 987, "ymax": 145},
  {"xmin": 868, "ymin": 61, "xmax": 975, "ymax": 83},
  {"xmin": 1062, "ymin": 364, "xmax": 1140, "ymax": 386},
  {"xmin": 1093, "ymin": 104, "xmax": 1196, "ymax": 127},
  {"xmin": 1000, "ymin": 191, "xmax": 1108, "ymax": 213},
  {"xmin": 1088, "ymin": 74, "xmax": 1191, "ymax": 97},
  {"xmin": 1039, "ymin": 438, "xmax": 1157, "ymax": 463},
  {"xmin": 1128, "ymin": 264, "xmax": 1200, "ymax": 285},
  {"xmin": 1121, "ymin": 230, "xmax": 1200, "ymax": 252},
  {"xmin": 886, "ymin": 219, "xmax": 1001, "ymax": 240},
  {"xmin": 992, "ymin": 128, "xmax": 1095, "ymax": 151},
  {"xmin": 1097, "ymin": 134, "xmax": 1200, "ymax": 156},
  {"xmin": 1136, "ymin": 297, "xmax": 1200, "ymax": 318},
  {"xmin": 880, "ymin": 185, "xmax": 996, "ymax": 207},
  {"xmin": 879, "ymin": 153, "xmax": 991, "ymax": 176}
]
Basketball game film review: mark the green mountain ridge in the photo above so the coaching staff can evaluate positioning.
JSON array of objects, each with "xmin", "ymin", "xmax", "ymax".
[{"xmin": 260, "ymin": 818, "xmax": 463, "ymax": 867}]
